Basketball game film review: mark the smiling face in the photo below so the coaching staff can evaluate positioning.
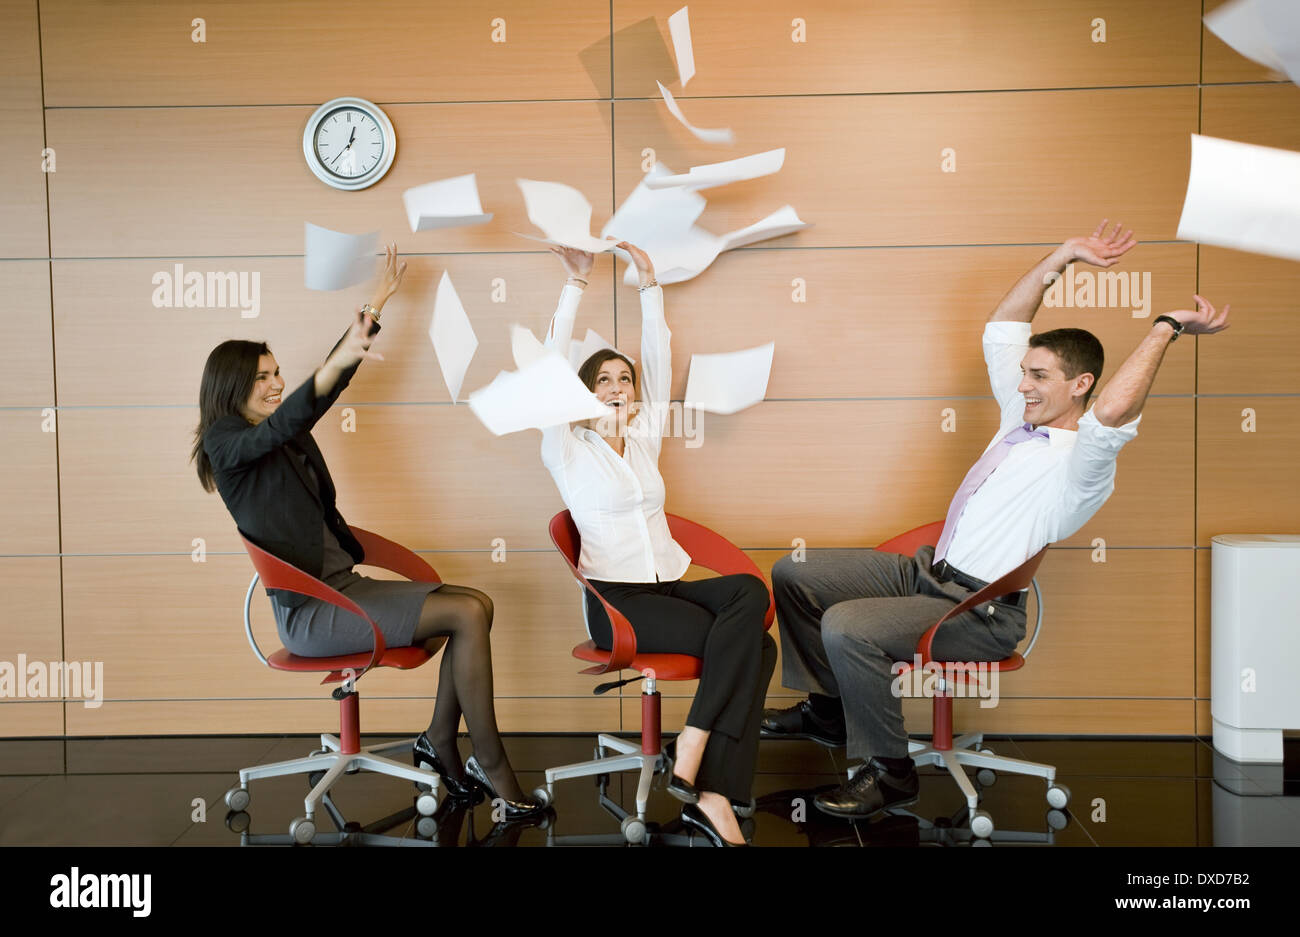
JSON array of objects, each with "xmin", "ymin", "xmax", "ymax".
[
  {"xmin": 593, "ymin": 357, "xmax": 635, "ymax": 432},
  {"xmin": 1018, "ymin": 346, "xmax": 1092, "ymax": 429},
  {"xmin": 240, "ymin": 353, "xmax": 285, "ymax": 424}
]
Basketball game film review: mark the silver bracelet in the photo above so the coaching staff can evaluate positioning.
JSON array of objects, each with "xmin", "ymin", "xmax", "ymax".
[{"xmin": 638, "ymin": 278, "xmax": 659, "ymax": 291}]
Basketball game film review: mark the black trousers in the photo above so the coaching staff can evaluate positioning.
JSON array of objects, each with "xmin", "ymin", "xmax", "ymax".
[{"xmin": 585, "ymin": 574, "xmax": 776, "ymax": 802}]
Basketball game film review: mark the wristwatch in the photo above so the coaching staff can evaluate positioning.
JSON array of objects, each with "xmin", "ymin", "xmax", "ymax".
[
  {"xmin": 360, "ymin": 303, "xmax": 382, "ymax": 337},
  {"xmin": 1152, "ymin": 314, "xmax": 1184, "ymax": 341}
]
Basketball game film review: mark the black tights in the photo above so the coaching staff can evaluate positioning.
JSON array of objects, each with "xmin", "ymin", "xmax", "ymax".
[{"xmin": 411, "ymin": 584, "xmax": 525, "ymax": 802}]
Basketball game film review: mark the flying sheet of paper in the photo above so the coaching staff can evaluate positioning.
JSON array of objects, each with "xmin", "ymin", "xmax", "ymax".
[
  {"xmin": 429, "ymin": 271, "xmax": 478, "ymax": 402},
  {"xmin": 1259, "ymin": 0, "xmax": 1300, "ymax": 84},
  {"xmin": 511, "ymin": 324, "xmax": 549, "ymax": 370},
  {"xmin": 656, "ymin": 80, "xmax": 734, "ymax": 145},
  {"xmin": 402, "ymin": 174, "xmax": 494, "ymax": 232},
  {"xmin": 568, "ymin": 328, "xmax": 633, "ymax": 372},
  {"xmin": 1176, "ymin": 133, "xmax": 1300, "ymax": 262},
  {"xmin": 304, "ymin": 223, "xmax": 378, "ymax": 291},
  {"xmin": 644, "ymin": 149, "xmax": 785, "ymax": 191},
  {"xmin": 468, "ymin": 354, "xmax": 612, "ymax": 436},
  {"xmin": 668, "ymin": 6, "xmax": 696, "ymax": 87},
  {"xmin": 721, "ymin": 205, "xmax": 812, "ymax": 250},
  {"xmin": 683, "ymin": 342, "xmax": 775, "ymax": 415},
  {"xmin": 515, "ymin": 178, "xmax": 623, "ymax": 253},
  {"xmin": 602, "ymin": 163, "xmax": 707, "ymax": 242},
  {"xmin": 1204, "ymin": 0, "xmax": 1292, "ymax": 79}
]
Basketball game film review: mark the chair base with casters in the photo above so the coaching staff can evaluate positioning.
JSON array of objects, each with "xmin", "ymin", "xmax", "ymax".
[
  {"xmin": 231, "ymin": 528, "xmax": 446, "ymax": 844},
  {"xmin": 542, "ymin": 510, "xmax": 776, "ymax": 846},
  {"xmin": 869, "ymin": 521, "xmax": 1070, "ymax": 841}
]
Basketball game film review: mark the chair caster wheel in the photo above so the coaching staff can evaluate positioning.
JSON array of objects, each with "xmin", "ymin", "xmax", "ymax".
[
  {"xmin": 1047, "ymin": 808, "xmax": 1069, "ymax": 831},
  {"xmin": 732, "ymin": 797, "xmax": 756, "ymax": 819},
  {"xmin": 976, "ymin": 768, "xmax": 996, "ymax": 787},
  {"xmin": 289, "ymin": 816, "xmax": 316, "ymax": 844},
  {"xmin": 308, "ymin": 770, "xmax": 325, "ymax": 789},
  {"xmin": 225, "ymin": 810, "xmax": 250, "ymax": 834},
  {"xmin": 416, "ymin": 792, "xmax": 438, "ymax": 816},
  {"xmin": 345, "ymin": 763, "xmax": 361, "ymax": 775},
  {"xmin": 977, "ymin": 747, "xmax": 994, "ymax": 755},
  {"xmin": 532, "ymin": 786, "xmax": 553, "ymax": 809},
  {"xmin": 972, "ymin": 838, "xmax": 993, "ymax": 847},
  {"xmin": 1046, "ymin": 784, "xmax": 1070, "ymax": 809},
  {"xmin": 621, "ymin": 815, "xmax": 647, "ymax": 845},
  {"xmin": 416, "ymin": 815, "xmax": 439, "ymax": 839},
  {"xmin": 970, "ymin": 809, "xmax": 994, "ymax": 839},
  {"xmin": 308, "ymin": 748, "xmax": 328, "ymax": 758},
  {"xmin": 225, "ymin": 787, "xmax": 250, "ymax": 811}
]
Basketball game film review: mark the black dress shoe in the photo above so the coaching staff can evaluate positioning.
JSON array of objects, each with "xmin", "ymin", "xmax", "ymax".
[
  {"xmin": 813, "ymin": 758, "xmax": 919, "ymax": 819},
  {"xmin": 464, "ymin": 755, "xmax": 546, "ymax": 821},
  {"xmin": 680, "ymin": 803, "xmax": 748, "ymax": 847},
  {"xmin": 412, "ymin": 733, "xmax": 481, "ymax": 801},
  {"xmin": 760, "ymin": 699, "xmax": 847, "ymax": 747}
]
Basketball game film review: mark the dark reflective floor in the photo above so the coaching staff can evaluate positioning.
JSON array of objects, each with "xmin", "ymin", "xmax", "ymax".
[{"xmin": 1, "ymin": 734, "xmax": 1297, "ymax": 846}]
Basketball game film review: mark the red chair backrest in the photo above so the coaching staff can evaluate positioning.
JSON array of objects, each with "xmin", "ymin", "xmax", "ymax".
[
  {"xmin": 547, "ymin": 511, "xmax": 776, "ymax": 671},
  {"xmin": 876, "ymin": 520, "xmax": 946, "ymax": 556},
  {"xmin": 238, "ymin": 530, "xmax": 388, "ymax": 669}
]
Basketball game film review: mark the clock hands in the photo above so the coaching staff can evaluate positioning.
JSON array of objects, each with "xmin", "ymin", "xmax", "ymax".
[{"xmin": 329, "ymin": 125, "xmax": 359, "ymax": 167}]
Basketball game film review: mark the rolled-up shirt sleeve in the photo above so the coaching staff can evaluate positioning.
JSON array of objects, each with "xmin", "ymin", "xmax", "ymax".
[
  {"xmin": 983, "ymin": 321, "xmax": 1032, "ymax": 412},
  {"xmin": 1060, "ymin": 408, "xmax": 1141, "ymax": 527}
]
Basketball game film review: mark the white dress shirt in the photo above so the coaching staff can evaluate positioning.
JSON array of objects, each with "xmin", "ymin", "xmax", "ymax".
[
  {"xmin": 540, "ymin": 283, "xmax": 691, "ymax": 584},
  {"xmin": 942, "ymin": 320, "xmax": 1141, "ymax": 584}
]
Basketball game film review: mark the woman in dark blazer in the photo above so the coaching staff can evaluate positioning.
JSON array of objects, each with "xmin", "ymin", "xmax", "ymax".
[{"xmin": 193, "ymin": 244, "xmax": 541, "ymax": 819}]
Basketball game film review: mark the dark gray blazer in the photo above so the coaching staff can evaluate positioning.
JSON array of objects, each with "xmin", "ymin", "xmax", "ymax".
[{"xmin": 204, "ymin": 338, "xmax": 364, "ymax": 608}]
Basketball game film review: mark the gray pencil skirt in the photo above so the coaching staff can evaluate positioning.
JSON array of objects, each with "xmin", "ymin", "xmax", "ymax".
[{"xmin": 271, "ymin": 573, "xmax": 443, "ymax": 657}]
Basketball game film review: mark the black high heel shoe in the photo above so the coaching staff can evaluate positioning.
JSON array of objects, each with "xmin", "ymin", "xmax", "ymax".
[
  {"xmin": 412, "ymin": 733, "xmax": 481, "ymax": 802},
  {"xmin": 661, "ymin": 739, "xmax": 701, "ymax": 804},
  {"xmin": 463, "ymin": 755, "xmax": 545, "ymax": 820},
  {"xmin": 681, "ymin": 803, "xmax": 748, "ymax": 847}
]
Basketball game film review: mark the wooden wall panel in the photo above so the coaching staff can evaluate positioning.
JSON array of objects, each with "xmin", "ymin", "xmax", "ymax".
[
  {"xmin": 0, "ymin": 0, "xmax": 48, "ymax": 259},
  {"xmin": 0, "ymin": 262, "xmax": 54, "ymax": 407},
  {"xmin": 39, "ymin": 0, "xmax": 611, "ymax": 106},
  {"xmin": 1196, "ymin": 397, "xmax": 1300, "ymax": 546},
  {"xmin": 613, "ymin": 1, "xmax": 1200, "ymax": 96},
  {"xmin": 46, "ymin": 102, "xmax": 612, "ymax": 258},
  {"xmin": 0, "ymin": 410, "xmax": 59, "ymax": 555},
  {"xmin": 617, "ymin": 243, "xmax": 1196, "ymax": 400},
  {"xmin": 1201, "ymin": 83, "xmax": 1300, "ymax": 152},
  {"xmin": 612, "ymin": 87, "xmax": 1198, "ymax": 248},
  {"xmin": 0, "ymin": 559, "xmax": 65, "ymax": 737},
  {"xmin": 53, "ymin": 254, "xmax": 617, "ymax": 407},
  {"xmin": 1196, "ymin": 248, "xmax": 1300, "ymax": 395},
  {"xmin": 15, "ymin": 0, "xmax": 1289, "ymax": 739}
]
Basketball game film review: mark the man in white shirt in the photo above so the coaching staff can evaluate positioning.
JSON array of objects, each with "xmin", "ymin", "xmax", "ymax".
[{"xmin": 762, "ymin": 221, "xmax": 1230, "ymax": 818}]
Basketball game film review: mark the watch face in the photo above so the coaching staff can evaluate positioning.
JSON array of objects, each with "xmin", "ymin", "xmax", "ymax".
[{"xmin": 314, "ymin": 107, "xmax": 384, "ymax": 180}]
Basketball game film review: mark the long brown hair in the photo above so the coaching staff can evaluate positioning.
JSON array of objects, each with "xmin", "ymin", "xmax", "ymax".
[{"xmin": 192, "ymin": 340, "xmax": 270, "ymax": 492}]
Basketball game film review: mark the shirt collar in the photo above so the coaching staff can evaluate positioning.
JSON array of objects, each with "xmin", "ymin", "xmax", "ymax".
[{"xmin": 1043, "ymin": 425, "xmax": 1076, "ymax": 448}]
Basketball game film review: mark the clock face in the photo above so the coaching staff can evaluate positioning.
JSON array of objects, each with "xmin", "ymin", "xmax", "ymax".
[{"xmin": 314, "ymin": 107, "xmax": 385, "ymax": 180}]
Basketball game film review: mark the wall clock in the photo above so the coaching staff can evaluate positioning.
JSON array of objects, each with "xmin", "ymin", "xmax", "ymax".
[{"xmin": 302, "ymin": 97, "xmax": 396, "ymax": 190}]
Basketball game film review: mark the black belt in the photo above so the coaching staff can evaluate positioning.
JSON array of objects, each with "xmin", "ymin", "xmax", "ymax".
[{"xmin": 930, "ymin": 559, "xmax": 1027, "ymax": 608}]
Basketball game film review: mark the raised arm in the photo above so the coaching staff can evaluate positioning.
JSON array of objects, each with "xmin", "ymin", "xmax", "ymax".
[
  {"xmin": 617, "ymin": 242, "xmax": 669, "ymax": 442},
  {"xmin": 989, "ymin": 219, "xmax": 1137, "ymax": 323},
  {"xmin": 540, "ymin": 247, "xmax": 594, "ymax": 467},
  {"xmin": 1091, "ymin": 295, "xmax": 1230, "ymax": 427}
]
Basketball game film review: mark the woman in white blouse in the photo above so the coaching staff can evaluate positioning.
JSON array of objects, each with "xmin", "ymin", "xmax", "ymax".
[{"xmin": 539, "ymin": 242, "xmax": 776, "ymax": 847}]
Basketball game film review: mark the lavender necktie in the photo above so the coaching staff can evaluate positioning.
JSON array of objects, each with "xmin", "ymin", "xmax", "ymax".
[{"xmin": 933, "ymin": 422, "xmax": 1049, "ymax": 563}]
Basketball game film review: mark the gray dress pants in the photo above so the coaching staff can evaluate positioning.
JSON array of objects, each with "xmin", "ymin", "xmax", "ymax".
[{"xmin": 771, "ymin": 545, "xmax": 1026, "ymax": 760}]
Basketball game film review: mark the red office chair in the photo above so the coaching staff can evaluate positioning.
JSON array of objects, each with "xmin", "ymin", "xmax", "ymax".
[
  {"xmin": 877, "ymin": 521, "xmax": 1067, "ymax": 839},
  {"xmin": 540, "ymin": 510, "xmax": 775, "ymax": 844},
  {"xmin": 224, "ymin": 527, "xmax": 444, "ymax": 844}
]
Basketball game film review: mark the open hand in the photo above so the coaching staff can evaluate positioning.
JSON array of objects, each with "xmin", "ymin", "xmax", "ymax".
[
  {"xmin": 613, "ymin": 239, "xmax": 655, "ymax": 287},
  {"xmin": 550, "ymin": 245, "xmax": 595, "ymax": 278},
  {"xmin": 369, "ymin": 242, "xmax": 407, "ymax": 308},
  {"xmin": 1066, "ymin": 219, "xmax": 1137, "ymax": 267},
  {"xmin": 1168, "ymin": 295, "xmax": 1230, "ymax": 335}
]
